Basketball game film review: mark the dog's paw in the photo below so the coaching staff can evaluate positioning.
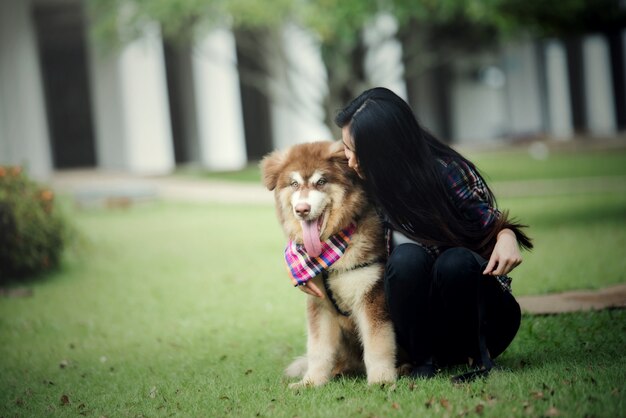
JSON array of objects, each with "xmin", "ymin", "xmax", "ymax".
[
  {"xmin": 284, "ymin": 356, "xmax": 308, "ymax": 378},
  {"xmin": 366, "ymin": 367, "xmax": 397, "ymax": 385},
  {"xmin": 288, "ymin": 380, "xmax": 313, "ymax": 390},
  {"xmin": 288, "ymin": 374, "xmax": 329, "ymax": 389}
]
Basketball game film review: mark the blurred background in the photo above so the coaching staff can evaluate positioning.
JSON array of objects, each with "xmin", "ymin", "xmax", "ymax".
[
  {"xmin": 1, "ymin": 0, "xmax": 626, "ymax": 179},
  {"xmin": 1, "ymin": 3, "xmax": 625, "ymax": 416}
]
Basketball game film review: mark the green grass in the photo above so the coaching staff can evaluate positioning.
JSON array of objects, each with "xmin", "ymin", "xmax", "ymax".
[
  {"xmin": 502, "ymin": 192, "xmax": 626, "ymax": 294},
  {"xmin": 2, "ymin": 147, "xmax": 626, "ymax": 417},
  {"xmin": 1, "ymin": 190, "xmax": 625, "ymax": 417},
  {"xmin": 467, "ymin": 147, "xmax": 626, "ymax": 182},
  {"xmin": 176, "ymin": 145, "xmax": 626, "ymax": 184}
]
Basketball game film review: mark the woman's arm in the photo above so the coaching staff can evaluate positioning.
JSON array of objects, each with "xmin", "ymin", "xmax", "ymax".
[{"xmin": 483, "ymin": 228, "xmax": 522, "ymax": 276}]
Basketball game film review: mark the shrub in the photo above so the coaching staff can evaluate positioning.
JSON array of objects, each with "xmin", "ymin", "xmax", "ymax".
[{"xmin": 0, "ymin": 166, "xmax": 72, "ymax": 282}]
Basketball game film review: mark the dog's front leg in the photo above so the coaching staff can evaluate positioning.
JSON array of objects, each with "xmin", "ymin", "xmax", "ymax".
[
  {"xmin": 289, "ymin": 297, "xmax": 340, "ymax": 389},
  {"xmin": 354, "ymin": 283, "xmax": 397, "ymax": 385}
]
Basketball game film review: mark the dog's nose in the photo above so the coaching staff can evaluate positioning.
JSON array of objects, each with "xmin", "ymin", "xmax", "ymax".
[{"xmin": 295, "ymin": 203, "xmax": 311, "ymax": 217}]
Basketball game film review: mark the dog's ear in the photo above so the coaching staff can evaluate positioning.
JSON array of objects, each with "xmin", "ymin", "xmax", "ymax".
[
  {"xmin": 327, "ymin": 140, "xmax": 348, "ymax": 164},
  {"xmin": 327, "ymin": 140, "xmax": 361, "ymax": 184},
  {"xmin": 260, "ymin": 149, "xmax": 287, "ymax": 191}
]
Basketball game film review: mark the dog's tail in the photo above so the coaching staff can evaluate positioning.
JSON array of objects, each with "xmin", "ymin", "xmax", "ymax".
[{"xmin": 284, "ymin": 355, "xmax": 308, "ymax": 378}]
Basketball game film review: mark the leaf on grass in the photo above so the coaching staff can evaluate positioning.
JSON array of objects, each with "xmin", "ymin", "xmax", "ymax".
[
  {"xmin": 60, "ymin": 394, "xmax": 70, "ymax": 406},
  {"xmin": 531, "ymin": 391, "xmax": 544, "ymax": 400},
  {"xmin": 149, "ymin": 387, "xmax": 157, "ymax": 399},
  {"xmin": 391, "ymin": 402, "xmax": 400, "ymax": 410},
  {"xmin": 611, "ymin": 388, "xmax": 620, "ymax": 396},
  {"xmin": 545, "ymin": 406, "xmax": 560, "ymax": 416},
  {"xmin": 440, "ymin": 398, "xmax": 451, "ymax": 410},
  {"xmin": 60, "ymin": 360, "xmax": 69, "ymax": 369},
  {"xmin": 483, "ymin": 393, "xmax": 497, "ymax": 405},
  {"xmin": 425, "ymin": 397, "xmax": 435, "ymax": 408},
  {"xmin": 475, "ymin": 403, "xmax": 484, "ymax": 414}
]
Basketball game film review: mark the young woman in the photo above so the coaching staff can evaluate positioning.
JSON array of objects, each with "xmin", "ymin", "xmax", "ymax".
[{"xmin": 335, "ymin": 87, "xmax": 533, "ymax": 380}]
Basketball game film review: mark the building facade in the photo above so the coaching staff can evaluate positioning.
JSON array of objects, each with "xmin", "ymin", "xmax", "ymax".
[{"xmin": 1, "ymin": 0, "xmax": 625, "ymax": 179}]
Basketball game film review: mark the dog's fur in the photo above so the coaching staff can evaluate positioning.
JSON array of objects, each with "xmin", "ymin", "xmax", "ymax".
[{"xmin": 261, "ymin": 140, "xmax": 397, "ymax": 388}]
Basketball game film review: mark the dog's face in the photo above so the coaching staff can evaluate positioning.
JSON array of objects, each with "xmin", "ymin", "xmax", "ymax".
[{"xmin": 261, "ymin": 141, "xmax": 365, "ymax": 257}]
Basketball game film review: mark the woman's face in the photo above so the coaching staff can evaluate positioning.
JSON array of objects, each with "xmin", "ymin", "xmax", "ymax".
[{"xmin": 341, "ymin": 126, "xmax": 363, "ymax": 178}]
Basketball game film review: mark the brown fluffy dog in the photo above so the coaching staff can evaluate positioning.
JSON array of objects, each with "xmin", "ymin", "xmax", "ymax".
[{"xmin": 261, "ymin": 140, "xmax": 397, "ymax": 388}]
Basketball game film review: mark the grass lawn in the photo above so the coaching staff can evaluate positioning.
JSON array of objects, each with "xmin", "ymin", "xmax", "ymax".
[
  {"xmin": 178, "ymin": 145, "xmax": 626, "ymax": 184},
  {"xmin": 1, "ymin": 186, "xmax": 625, "ymax": 417},
  {"xmin": 467, "ymin": 146, "xmax": 626, "ymax": 181}
]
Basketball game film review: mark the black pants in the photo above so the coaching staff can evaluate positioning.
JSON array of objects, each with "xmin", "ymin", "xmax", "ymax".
[{"xmin": 384, "ymin": 244, "xmax": 521, "ymax": 366}]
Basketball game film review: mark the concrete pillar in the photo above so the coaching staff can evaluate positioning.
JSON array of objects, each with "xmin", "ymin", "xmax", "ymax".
[
  {"xmin": 363, "ymin": 13, "xmax": 408, "ymax": 101},
  {"xmin": 87, "ymin": 21, "xmax": 174, "ymax": 174},
  {"xmin": 582, "ymin": 34, "xmax": 617, "ymax": 136},
  {"xmin": 191, "ymin": 28, "xmax": 247, "ymax": 170},
  {"xmin": 544, "ymin": 40, "xmax": 574, "ymax": 139},
  {"xmin": 0, "ymin": 0, "xmax": 52, "ymax": 180},
  {"xmin": 450, "ymin": 56, "xmax": 508, "ymax": 144},
  {"xmin": 268, "ymin": 24, "xmax": 332, "ymax": 150},
  {"xmin": 502, "ymin": 41, "xmax": 543, "ymax": 136}
]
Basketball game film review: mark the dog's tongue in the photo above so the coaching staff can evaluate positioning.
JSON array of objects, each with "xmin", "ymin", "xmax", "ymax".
[{"xmin": 301, "ymin": 220, "xmax": 322, "ymax": 257}]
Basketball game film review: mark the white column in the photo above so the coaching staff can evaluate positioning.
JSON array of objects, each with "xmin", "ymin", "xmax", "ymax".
[
  {"xmin": 582, "ymin": 34, "xmax": 617, "ymax": 136},
  {"xmin": 269, "ymin": 24, "xmax": 332, "ymax": 150},
  {"xmin": 450, "ymin": 56, "xmax": 508, "ymax": 144},
  {"xmin": 502, "ymin": 41, "xmax": 543, "ymax": 135},
  {"xmin": 363, "ymin": 13, "xmax": 408, "ymax": 101},
  {"xmin": 544, "ymin": 40, "xmax": 574, "ymax": 139},
  {"xmin": 0, "ymin": 0, "xmax": 52, "ymax": 180},
  {"xmin": 191, "ymin": 28, "xmax": 247, "ymax": 170},
  {"xmin": 87, "ymin": 21, "xmax": 174, "ymax": 174}
]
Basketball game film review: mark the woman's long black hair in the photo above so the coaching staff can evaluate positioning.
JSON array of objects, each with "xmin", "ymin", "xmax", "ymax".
[{"xmin": 335, "ymin": 87, "xmax": 532, "ymax": 257}]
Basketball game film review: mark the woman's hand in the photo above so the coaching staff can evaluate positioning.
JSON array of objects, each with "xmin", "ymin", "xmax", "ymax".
[
  {"xmin": 297, "ymin": 280, "xmax": 324, "ymax": 298},
  {"xmin": 483, "ymin": 228, "xmax": 522, "ymax": 276}
]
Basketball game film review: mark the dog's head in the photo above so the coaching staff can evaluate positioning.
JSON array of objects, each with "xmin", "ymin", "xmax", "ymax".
[{"xmin": 260, "ymin": 141, "xmax": 366, "ymax": 257}]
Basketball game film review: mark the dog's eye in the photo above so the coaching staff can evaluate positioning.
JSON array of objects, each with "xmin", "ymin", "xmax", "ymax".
[
  {"xmin": 316, "ymin": 178, "xmax": 327, "ymax": 187},
  {"xmin": 290, "ymin": 181, "xmax": 299, "ymax": 189}
]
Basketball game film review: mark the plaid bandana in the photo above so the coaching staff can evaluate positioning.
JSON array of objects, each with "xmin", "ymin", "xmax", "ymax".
[{"xmin": 285, "ymin": 223, "xmax": 357, "ymax": 286}]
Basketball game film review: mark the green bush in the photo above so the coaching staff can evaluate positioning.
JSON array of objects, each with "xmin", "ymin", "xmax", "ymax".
[{"xmin": 0, "ymin": 166, "xmax": 71, "ymax": 282}]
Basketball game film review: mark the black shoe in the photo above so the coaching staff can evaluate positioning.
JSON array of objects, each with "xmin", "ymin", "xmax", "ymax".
[
  {"xmin": 451, "ymin": 364, "xmax": 492, "ymax": 383},
  {"xmin": 411, "ymin": 361, "xmax": 436, "ymax": 379}
]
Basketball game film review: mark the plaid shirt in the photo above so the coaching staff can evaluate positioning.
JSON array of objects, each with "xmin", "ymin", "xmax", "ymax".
[{"xmin": 384, "ymin": 157, "xmax": 500, "ymax": 259}]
